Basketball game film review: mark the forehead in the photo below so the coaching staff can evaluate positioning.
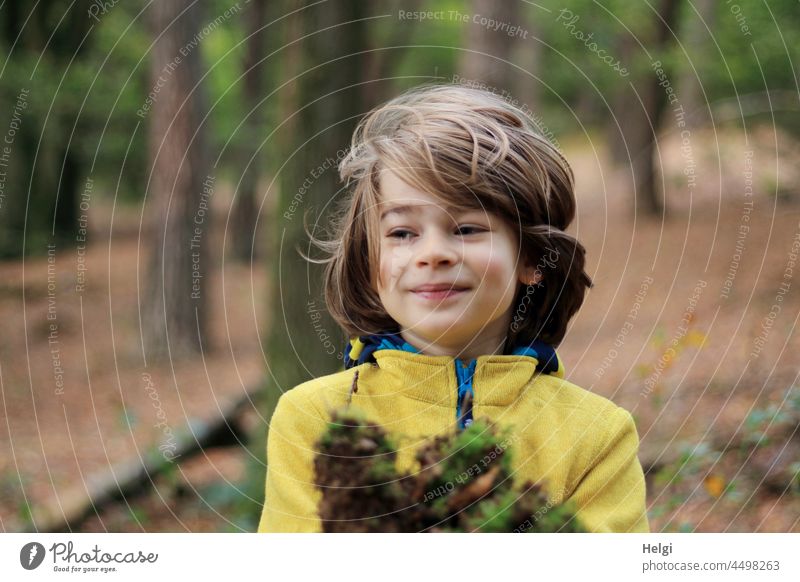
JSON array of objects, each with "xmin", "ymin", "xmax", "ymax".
[{"xmin": 377, "ymin": 170, "xmax": 488, "ymax": 220}]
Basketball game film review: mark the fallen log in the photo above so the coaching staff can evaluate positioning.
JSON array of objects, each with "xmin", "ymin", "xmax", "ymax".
[{"xmin": 29, "ymin": 384, "xmax": 263, "ymax": 533}]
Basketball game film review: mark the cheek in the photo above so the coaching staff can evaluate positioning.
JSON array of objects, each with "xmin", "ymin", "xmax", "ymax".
[
  {"xmin": 474, "ymin": 245, "xmax": 516, "ymax": 282},
  {"xmin": 378, "ymin": 245, "xmax": 412, "ymax": 291},
  {"xmin": 473, "ymin": 245, "xmax": 520, "ymax": 300}
]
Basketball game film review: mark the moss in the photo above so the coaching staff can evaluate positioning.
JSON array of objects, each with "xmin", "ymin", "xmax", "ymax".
[{"xmin": 313, "ymin": 407, "xmax": 587, "ymax": 533}]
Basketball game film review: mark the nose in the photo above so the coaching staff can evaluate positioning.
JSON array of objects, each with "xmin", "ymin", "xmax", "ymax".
[{"xmin": 414, "ymin": 229, "xmax": 459, "ymax": 268}]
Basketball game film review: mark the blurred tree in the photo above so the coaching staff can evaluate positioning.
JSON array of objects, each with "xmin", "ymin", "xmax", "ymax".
[
  {"xmin": 684, "ymin": 0, "xmax": 800, "ymax": 137},
  {"xmin": 674, "ymin": 0, "xmax": 716, "ymax": 129},
  {"xmin": 361, "ymin": 0, "xmax": 422, "ymax": 107},
  {"xmin": 264, "ymin": 0, "xmax": 368, "ymax": 403},
  {"xmin": 511, "ymin": 4, "xmax": 542, "ymax": 112},
  {"xmin": 0, "ymin": 0, "xmax": 94, "ymax": 257},
  {"xmin": 231, "ymin": 0, "xmax": 269, "ymax": 263},
  {"xmin": 459, "ymin": 0, "xmax": 519, "ymax": 89},
  {"xmin": 143, "ymin": 0, "xmax": 211, "ymax": 359},
  {"xmin": 606, "ymin": 0, "xmax": 682, "ymax": 217}
]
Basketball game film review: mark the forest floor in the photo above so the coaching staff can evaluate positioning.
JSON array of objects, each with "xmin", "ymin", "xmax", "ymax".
[
  {"xmin": 0, "ymin": 186, "xmax": 268, "ymax": 533},
  {"xmin": 1, "ymin": 125, "xmax": 799, "ymax": 532}
]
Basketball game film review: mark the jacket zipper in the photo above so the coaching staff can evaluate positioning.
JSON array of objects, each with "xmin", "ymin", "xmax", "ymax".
[{"xmin": 455, "ymin": 358, "xmax": 477, "ymax": 430}]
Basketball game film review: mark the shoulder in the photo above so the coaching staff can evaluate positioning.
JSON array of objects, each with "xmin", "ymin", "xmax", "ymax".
[
  {"xmin": 523, "ymin": 376, "xmax": 641, "ymax": 491},
  {"xmin": 267, "ymin": 367, "xmax": 366, "ymax": 448},
  {"xmin": 533, "ymin": 374, "xmax": 624, "ymax": 418},
  {"xmin": 526, "ymin": 374, "xmax": 638, "ymax": 450},
  {"xmin": 277, "ymin": 365, "xmax": 367, "ymax": 417}
]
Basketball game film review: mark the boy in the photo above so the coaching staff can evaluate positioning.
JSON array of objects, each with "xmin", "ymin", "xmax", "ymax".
[{"xmin": 258, "ymin": 84, "xmax": 649, "ymax": 533}]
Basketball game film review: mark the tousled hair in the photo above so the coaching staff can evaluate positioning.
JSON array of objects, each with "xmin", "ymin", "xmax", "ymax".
[{"xmin": 308, "ymin": 83, "xmax": 593, "ymax": 347}]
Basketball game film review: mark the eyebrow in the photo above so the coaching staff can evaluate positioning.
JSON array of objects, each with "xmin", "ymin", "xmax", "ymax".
[
  {"xmin": 380, "ymin": 205, "xmax": 420, "ymax": 221},
  {"xmin": 379, "ymin": 204, "xmax": 479, "ymax": 221}
]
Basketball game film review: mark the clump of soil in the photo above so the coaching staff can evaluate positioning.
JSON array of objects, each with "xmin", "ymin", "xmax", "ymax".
[{"xmin": 314, "ymin": 407, "xmax": 586, "ymax": 533}]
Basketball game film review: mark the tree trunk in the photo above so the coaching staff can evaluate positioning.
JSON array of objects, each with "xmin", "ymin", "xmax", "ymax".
[
  {"xmin": 231, "ymin": 0, "xmax": 269, "ymax": 263},
  {"xmin": 143, "ymin": 0, "xmax": 210, "ymax": 360},
  {"xmin": 459, "ymin": 0, "xmax": 520, "ymax": 90},
  {"xmin": 360, "ymin": 0, "xmax": 420, "ymax": 108},
  {"xmin": 675, "ymin": 0, "xmax": 716, "ymax": 128},
  {"xmin": 607, "ymin": 0, "xmax": 682, "ymax": 218},
  {"xmin": 0, "ymin": 0, "xmax": 92, "ymax": 257},
  {"xmin": 511, "ymin": 4, "xmax": 542, "ymax": 111},
  {"xmin": 265, "ymin": 0, "xmax": 368, "ymax": 401}
]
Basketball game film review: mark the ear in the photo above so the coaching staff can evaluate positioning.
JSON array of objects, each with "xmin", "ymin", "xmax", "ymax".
[{"xmin": 517, "ymin": 260, "xmax": 542, "ymax": 287}]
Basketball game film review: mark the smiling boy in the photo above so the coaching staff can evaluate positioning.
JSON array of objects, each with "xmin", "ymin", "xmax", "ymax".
[
  {"xmin": 376, "ymin": 169, "xmax": 541, "ymax": 360},
  {"xmin": 258, "ymin": 83, "xmax": 649, "ymax": 533}
]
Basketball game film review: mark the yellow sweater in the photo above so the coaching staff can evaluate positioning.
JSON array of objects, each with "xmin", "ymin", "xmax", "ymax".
[{"xmin": 258, "ymin": 350, "xmax": 649, "ymax": 533}]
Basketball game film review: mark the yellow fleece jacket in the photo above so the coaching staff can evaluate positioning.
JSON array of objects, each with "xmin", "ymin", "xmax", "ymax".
[{"xmin": 258, "ymin": 350, "xmax": 649, "ymax": 533}]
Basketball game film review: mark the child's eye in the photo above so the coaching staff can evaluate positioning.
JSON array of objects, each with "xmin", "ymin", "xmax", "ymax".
[
  {"xmin": 456, "ymin": 225, "xmax": 485, "ymax": 235},
  {"xmin": 387, "ymin": 229, "xmax": 414, "ymax": 240}
]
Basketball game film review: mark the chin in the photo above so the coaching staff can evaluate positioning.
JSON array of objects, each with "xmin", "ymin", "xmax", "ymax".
[{"xmin": 415, "ymin": 327, "xmax": 470, "ymax": 345}]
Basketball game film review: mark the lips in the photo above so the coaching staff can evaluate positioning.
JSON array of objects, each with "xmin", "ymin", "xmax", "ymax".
[
  {"xmin": 412, "ymin": 283, "xmax": 470, "ymax": 292},
  {"xmin": 411, "ymin": 283, "xmax": 470, "ymax": 301}
]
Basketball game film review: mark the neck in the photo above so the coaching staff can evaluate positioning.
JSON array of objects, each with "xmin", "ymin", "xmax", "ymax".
[{"xmin": 399, "ymin": 329, "xmax": 510, "ymax": 360}]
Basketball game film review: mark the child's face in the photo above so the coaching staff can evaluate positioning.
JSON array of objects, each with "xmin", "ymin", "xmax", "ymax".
[{"xmin": 375, "ymin": 170, "xmax": 540, "ymax": 357}]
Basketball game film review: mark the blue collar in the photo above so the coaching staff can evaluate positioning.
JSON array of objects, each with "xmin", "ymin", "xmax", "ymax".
[{"xmin": 343, "ymin": 332, "xmax": 561, "ymax": 376}]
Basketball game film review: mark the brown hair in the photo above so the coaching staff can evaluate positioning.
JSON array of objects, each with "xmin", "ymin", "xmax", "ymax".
[{"xmin": 309, "ymin": 83, "xmax": 593, "ymax": 347}]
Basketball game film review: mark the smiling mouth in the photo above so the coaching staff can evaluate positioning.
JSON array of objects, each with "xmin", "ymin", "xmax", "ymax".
[{"xmin": 411, "ymin": 288, "xmax": 469, "ymax": 301}]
